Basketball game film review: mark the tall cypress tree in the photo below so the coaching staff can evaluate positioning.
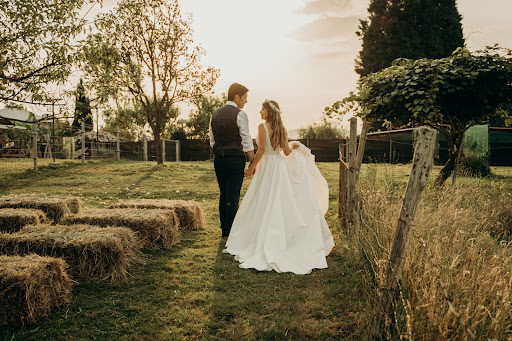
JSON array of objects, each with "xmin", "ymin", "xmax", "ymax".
[
  {"xmin": 356, "ymin": 0, "xmax": 464, "ymax": 77},
  {"xmin": 72, "ymin": 79, "xmax": 93, "ymax": 132}
]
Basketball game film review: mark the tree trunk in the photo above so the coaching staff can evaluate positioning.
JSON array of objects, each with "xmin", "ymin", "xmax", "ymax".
[
  {"xmin": 154, "ymin": 130, "xmax": 162, "ymax": 164},
  {"xmin": 435, "ymin": 130, "xmax": 464, "ymax": 186}
]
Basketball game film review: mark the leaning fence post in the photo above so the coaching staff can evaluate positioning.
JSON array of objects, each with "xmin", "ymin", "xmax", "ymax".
[
  {"xmin": 32, "ymin": 119, "xmax": 38, "ymax": 172},
  {"xmin": 81, "ymin": 121, "xmax": 85, "ymax": 163},
  {"xmin": 370, "ymin": 127, "xmax": 437, "ymax": 340},
  {"xmin": 143, "ymin": 135, "xmax": 148, "ymax": 161},
  {"xmin": 355, "ymin": 121, "xmax": 370, "ymax": 182},
  {"xmin": 116, "ymin": 127, "xmax": 120, "ymax": 161}
]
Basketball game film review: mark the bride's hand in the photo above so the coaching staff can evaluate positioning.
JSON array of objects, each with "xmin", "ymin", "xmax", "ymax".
[{"xmin": 244, "ymin": 165, "xmax": 256, "ymax": 178}]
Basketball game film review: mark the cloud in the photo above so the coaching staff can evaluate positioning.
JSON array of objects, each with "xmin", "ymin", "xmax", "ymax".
[
  {"xmin": 297, "ymin": 0, "xmax": 353, "ymax": 15},
  {"xmin": 290, "ymin": 15, "xmax": 360, "ymax": 42}
]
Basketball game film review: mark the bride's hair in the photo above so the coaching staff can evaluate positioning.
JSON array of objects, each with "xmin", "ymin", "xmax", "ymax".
[{"xmin": 263, "ymin": 100, "xmax": 287, "ymax": 150}]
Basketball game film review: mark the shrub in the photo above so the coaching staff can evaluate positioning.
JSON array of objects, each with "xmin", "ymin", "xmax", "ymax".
[{"xmin": 458, "ymin": 156, "xmax": 491, "ymax": 177}]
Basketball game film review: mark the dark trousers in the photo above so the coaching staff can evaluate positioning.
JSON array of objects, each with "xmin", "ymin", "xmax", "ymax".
[{"xmin": 214, "ymin": 155, "xmax": 246, "ymax": 237}]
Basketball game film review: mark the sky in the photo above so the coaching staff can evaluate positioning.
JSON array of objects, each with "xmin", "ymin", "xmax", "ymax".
[{"xmin": 13, "ymin": 0, "xmax": 512, "ymax": 136}]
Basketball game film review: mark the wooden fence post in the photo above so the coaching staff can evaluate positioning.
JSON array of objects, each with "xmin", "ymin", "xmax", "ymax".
[
  {"xmin": 116, "ymin": 127, "xmax": 120, "ymax": 161},
  {"xmin": 355, "ymin": 121, "xmax": 370, "ymax": 182},
  {"xmin": 339, "ymin": 142, "xmax": 348, "ymax": 230},
  {"xmin": 32, "ymin": 119, "xmax": 38, "ymax": 172},
  {"xmin": 162, "ymin": 139, "xmax": 166, "ymax": 162},
  {"xmin": 347, "ymin": 117, "xmax": 358, "ymax": 224},
  {"xmin": 81, "ymin": 121, "xmax": 86, "ymax": 163},
  {"xmin": 142, "ymin": 135, "xmax": 148, "ymax": 161},
  {"xmin": 369, "ymin": 127, "xmax": 437, "ymax": 340}
]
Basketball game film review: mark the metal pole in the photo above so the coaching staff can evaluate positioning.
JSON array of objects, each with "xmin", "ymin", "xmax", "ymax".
[
  {"xmin": 32, "ymin": 119, "xmax": 38, "ymax": 172},
  {"xmin": 143, "ymin": 135, "xmax": 148, "ymax": 161},
  {"xmin": 116, "ymin": 127, "xmax": 120, "ymax": 160},
  {"xmin": 81, "ymin": 120, "xmax": 85, "ymax": 163}
]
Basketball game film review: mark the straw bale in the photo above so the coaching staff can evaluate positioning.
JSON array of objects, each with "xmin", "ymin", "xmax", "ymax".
[
  {"xmin": 0, "ymin": 208, "xmax": 49, "ymax": 233},
  {"xmin": 0, "ymin": 224, "xmax": 140, "ymax": 282},
  {"xmin": 60, "ymin": 208, "xmax": 179, "ymax": 249},
  {"xmin": 0, "ymin": 254, "xmax": 71, "ymax": 327},
  {"xmin": 0, "ymin": 195, "xmax": 82, "ymax": 221},
  {"xmin": 109, "ymin": 199, "xmax": 205, "ymax": 231}
]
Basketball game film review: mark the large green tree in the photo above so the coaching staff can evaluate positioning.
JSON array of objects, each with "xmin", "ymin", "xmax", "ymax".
[
  {"xmin": 0, "ymin": 0, "xmax": 99, "ymax": 103},
  {"xmin": 356, "ymin": 0, "xmax": 464, "ymax": 77},
  {"xmin": 82, "ymin": 0, "xmax": 219, "ymax": 164},
  {"xmin": 72, "ymin": 79, "xmax": 93, "ymax": 132},
  {"xmin": 186, "ymin": 94, "xmax": 225, "ymax": 139},
  {"xmin": 327, "ymin": 47, "xmax": 512, "ymax": 186}
]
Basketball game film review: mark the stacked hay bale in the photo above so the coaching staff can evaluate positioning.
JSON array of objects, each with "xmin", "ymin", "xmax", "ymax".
[
  {"xmin": 0, "ymin": 224, "xmax": 140, "ymax": 281},
  {"xmin": 0, "ymin": 195, "xmax": 81, "ymax": 222},
  {"xmin": 109, "ymin": 199, "xmax": 205, "ymax": 231},
  {"xmin": 0, "ymin": 254, "xmax": 72, "ymax": 326},
  {"xmin": 60, "ymin": 208, "xmax": 179, "ymax": 249},
  {"xmin": 0, "ymin": 208, "xmax": 49, "ymax": 233}
]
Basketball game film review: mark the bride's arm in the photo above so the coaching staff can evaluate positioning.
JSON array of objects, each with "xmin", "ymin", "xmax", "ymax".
[
  {"xmin": 244, "ymin": 124, "xmax": 266, "ymax": 177},
  {"xmin": 281, "ymin": 130, "xmax": 298, "ymax": 156}
]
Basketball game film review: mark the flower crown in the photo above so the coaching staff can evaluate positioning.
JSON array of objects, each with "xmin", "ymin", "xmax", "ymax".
[{"xmin": 265, "ymin": 99, "xmax": 281, "ymax": 114}]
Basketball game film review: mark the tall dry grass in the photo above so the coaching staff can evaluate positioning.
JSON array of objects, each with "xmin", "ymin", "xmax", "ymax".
[{"xmin": 356, "ymin": 167, "xmax": 512, "ymax": 340}]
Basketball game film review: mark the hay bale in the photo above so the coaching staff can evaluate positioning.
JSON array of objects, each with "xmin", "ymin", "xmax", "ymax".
[
  {"xmin": 0, "ymin": 208, "xmax": 49, "ymax": 233},
  {"xmin": 0, "ymin": 195, "xmax": 82, "ymax": 221},
  {"xmin": 0, "ymin": 224, "xmax": 140, "ymax": 281},
  {"xmin": 61, "ymin": 208, "xmax": 179, "ymax": 249},
  {"xmin": 0, "ymin": 254, "xmax": 71, "ymax": 327},
  {"xmin": 109, "ymin": 199, "xmax": 205, "ymax": 231}
]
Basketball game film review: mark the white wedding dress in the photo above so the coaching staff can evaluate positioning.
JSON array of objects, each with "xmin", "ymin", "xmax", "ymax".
[{"xmin": 223, "ymin": 124, "xmax": 335, "ymax": 275}]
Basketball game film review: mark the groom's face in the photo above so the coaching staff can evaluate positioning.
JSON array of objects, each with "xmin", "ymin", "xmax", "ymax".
[{"xmin": 234, "ymin": 92, "xmax": 248, "ymax": 109}]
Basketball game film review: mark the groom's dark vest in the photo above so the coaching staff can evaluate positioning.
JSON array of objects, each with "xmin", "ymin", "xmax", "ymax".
[{"xmin": 211, "ymin": 105, "xmax": 245, "ymax": 157}]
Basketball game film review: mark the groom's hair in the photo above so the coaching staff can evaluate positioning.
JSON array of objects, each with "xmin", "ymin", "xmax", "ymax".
[{"xmin": 228, "ymin": 83, "xmax": 249, "ymax": 101}]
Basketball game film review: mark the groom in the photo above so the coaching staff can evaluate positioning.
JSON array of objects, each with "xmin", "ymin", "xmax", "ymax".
[{"xmin": 209, "ymin": 83, "xmax": 255, "ymax": 237}]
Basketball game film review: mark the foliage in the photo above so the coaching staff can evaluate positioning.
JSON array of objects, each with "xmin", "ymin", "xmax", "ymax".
[
  {"xmin": 326, "ymin": 47, "xmax": 512, "ymax": 185},
  {"xmin": 103, "ymin": 98, "xmax": 180, "ymax": 141},
  {"xmin": 0, "ymin": 0, "xmax": 100, "ymax": 103},
  {"xmin": 356, "ymin": 0, "xmax": 464, "ymax": 77},
  {"xmin": 81, "ymin": 0, "xmax": 219, "ymax": 164},
  {"xmin": 458, "ymin": 156, "xmax": 491, "ymax": 177},
  {"xmin": 186, "ymin": 94, "xmax": 226, "ymax": 139},
  {"xmin": 72, "ymin": 79, "xmax": 93, "ymax": 132},
  {"xmin": 489, "ymin": 104, "xmax": 512, "ymax": 127},
  {"xmin": 169, "ymin": 127, "xmax": 187, "ymax": 141},
  {"xmin": 298, "ymin": 119, "xmax": 347, "ymax": 139}
]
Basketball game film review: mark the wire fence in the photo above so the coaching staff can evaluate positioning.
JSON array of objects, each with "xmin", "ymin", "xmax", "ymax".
[{"xmin": 0, "ymin": 118, "xmax": 185, "ymax": 173}]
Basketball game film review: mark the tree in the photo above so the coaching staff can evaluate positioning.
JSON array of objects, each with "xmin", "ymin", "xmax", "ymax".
[
  {"xmin": 72, "ymin": 79, "xmax": 93, "ymax": 132},
  {"xmin": 103, "ymin": 105, "xmax": 146, "ymax": 142},
  {"xmin": 186, "ymin": 94, "xmax": 226, "ymax": 139},
  {"xmin": 298, "ymin": 119, "xmax": 347, "ymax": 139},
  {"xmin": 356, "ymin": 0, "xmax": 464, "ymax": 77},
  {"xmin": 326, "ymin": 47, "xmax": 512, "ymax": 186},
  {"xmin": 82, "ymin": 0, "xmax": 219, "ymax": 164},
  {"xmin": 0, "ymin": 0, "xmax": 99, "ymax": 103}
]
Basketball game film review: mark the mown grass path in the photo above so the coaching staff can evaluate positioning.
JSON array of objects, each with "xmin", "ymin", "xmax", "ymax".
[{"xmin": 0, "ymin": 161, "xmax": 372, "ymax": 340}]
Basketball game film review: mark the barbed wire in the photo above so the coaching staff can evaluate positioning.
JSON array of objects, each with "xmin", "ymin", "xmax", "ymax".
[{"xmin": 351, "ymin": 185, "xmax": 413, "ymax": 340}]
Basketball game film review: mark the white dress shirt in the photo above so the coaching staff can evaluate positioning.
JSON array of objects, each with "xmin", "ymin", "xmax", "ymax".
[{"xmin": 209, "ymin": 101, "xmax": 254, "ymax": 153}]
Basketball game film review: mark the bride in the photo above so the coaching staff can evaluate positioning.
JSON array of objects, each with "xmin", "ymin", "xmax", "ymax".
[{"xmin": 223, "ymin": 99, "xmax": 335, "ymax": 275}]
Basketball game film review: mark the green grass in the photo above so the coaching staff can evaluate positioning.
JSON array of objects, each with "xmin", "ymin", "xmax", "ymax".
[
  {"xmin": 0, "ymin": 160, "xmax": 372, "ymax": 340},
  {"xmin": 0, "ymin": 160, "xmax": 510, "ymax": 340}
]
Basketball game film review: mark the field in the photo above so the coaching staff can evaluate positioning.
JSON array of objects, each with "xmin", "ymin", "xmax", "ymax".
[{"xmin": 0, "ymin": 159, "xmax": 511, "ymax": 340}]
